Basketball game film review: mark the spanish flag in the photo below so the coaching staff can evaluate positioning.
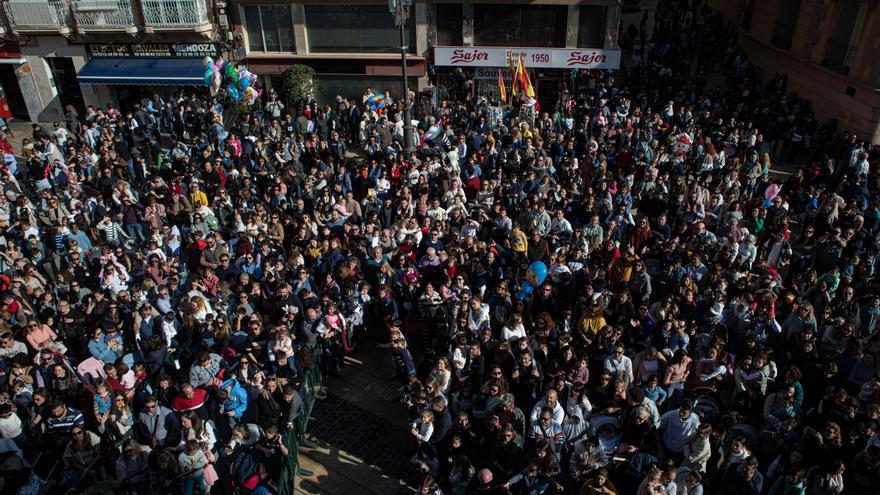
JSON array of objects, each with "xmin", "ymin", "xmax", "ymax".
[
  {"xmin": 517, "ymin": 56, "xmax": 535, "ymax": 98},
  {"xmin": 498, "ymin": 69, "xmax": 507, "ymax": 102}
]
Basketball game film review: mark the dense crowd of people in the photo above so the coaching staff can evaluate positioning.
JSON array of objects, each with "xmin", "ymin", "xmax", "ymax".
[{"xmin": 0, "ymin": 0, "xmax": 879, "ymax": 494}]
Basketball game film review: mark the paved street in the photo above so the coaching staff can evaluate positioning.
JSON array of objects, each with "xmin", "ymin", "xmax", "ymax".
[{"xmin": 295, "ymin": 345, "xmax": 416, "ymax": 494}]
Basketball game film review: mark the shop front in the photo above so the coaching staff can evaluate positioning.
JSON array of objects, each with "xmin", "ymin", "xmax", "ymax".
[
  {"xmin": 244, "ymin": 56, "xmax": 426, "ymax": 107},
  {"xmin": 433, "ymin": 46, "xmax": 621, "ymax": 110},
  {"xmin": 77, "ymin": 42, "xmax": 216, "ymax": 107}
]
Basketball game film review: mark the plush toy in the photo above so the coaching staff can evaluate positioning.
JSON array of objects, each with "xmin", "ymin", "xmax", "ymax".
[{"xmin": 516, "ymin": 261, "xmax": 548, "ymax": 300}]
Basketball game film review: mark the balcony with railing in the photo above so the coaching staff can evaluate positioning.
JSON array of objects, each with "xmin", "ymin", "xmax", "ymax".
[
  {"xmin": 822, "ymin": 38, "xmax": 856, "ymax": 76},
  {"xmin": 142, "ymin": 0, "xmax": 209, "ymax": 29},
  {"xmin": 3, "ymin": 0, "xmax": 72, "ymax": 32},
  {"xmin": 72, "ymin": 0, "xmax": 134, "ymax": 31},
  {"xmin": 1, "ymin": 0, "xmax": 212, "ymax": 33}
]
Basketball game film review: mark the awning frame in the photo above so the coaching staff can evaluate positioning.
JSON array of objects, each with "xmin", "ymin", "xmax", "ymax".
[{"xmin": 77, "ymin": 57, "xmax": 207, "ymax": 86}]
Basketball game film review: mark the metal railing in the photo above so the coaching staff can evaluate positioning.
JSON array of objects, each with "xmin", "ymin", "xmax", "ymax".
[
  {"xmin": 277, "ymin": 345, "xmax": 323, "ymax": 495},
  {"xmin": 141, "ymin": 0, "xmax": 208, "ymax": 27},
  {"xmin": 72, "ymin": 0, "xmax": 134, "ymax": 29},
  {"xmin": 2, "ymin": 0, "xmax": 210, "ymax": 31},
  {"xmin": 3, "ymin": 0, "xmax": 71, "ymax": 30},
  {"xmin": 822, "ymin": 38, "xmax": 855, "ymax": 75}
]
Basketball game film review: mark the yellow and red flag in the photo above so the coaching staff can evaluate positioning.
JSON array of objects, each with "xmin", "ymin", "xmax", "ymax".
[
  {"xmin": 517, "ymin": 55, "xmax": 535, "ymax": 98},
  {"xmin": 498, "ymin": 69, "xmax": 507, "ymax": 102}
]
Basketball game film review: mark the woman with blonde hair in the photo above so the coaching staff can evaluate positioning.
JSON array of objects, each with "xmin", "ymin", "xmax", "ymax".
[
  {"xmin": 190, "ymin": 293, "xmax": 215, "ymax": 323},
  {"xmin": 501, "ymin": 314, "xmax": 527, "ymax": 342},
  {"xmin": 429, "ymin": 356, "xmax": 452, "ymax": 395}
]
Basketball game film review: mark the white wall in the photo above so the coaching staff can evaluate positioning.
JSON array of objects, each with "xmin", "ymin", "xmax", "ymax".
[{"xmin": 18, "ymin": 36, "xmax": 99, "ymax": 122}]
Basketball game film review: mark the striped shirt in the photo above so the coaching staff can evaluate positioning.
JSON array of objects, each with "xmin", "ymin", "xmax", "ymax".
[
  {"xmin": 97, "ymin": 220, "xmax": 126, "ymax": 244},
  {"xmin": 45, "ymin": 407, "xmax": 84, "ymax": 439},
  {"xmin": 529, "ymin": 419, "xmax": 565, "ymax": 449}
]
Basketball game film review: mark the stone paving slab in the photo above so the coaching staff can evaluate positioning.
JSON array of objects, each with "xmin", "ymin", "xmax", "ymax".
[
  {"xmin": 293, "ymin": 343, "xmax": 416, "ymax": 494},
  {"xmin": 307, "ymin": 392, "xmax": 418, "ymax": 487}
]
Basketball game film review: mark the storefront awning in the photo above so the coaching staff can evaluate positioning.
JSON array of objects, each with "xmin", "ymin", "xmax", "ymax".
[{"xmin": 77, "ymin": 58, "xmax": 206, "ymax": 86}]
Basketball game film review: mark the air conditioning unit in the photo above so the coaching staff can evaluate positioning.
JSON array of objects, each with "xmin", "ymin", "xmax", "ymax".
[{"xmin": 74, "ymin": 0, "xmax": 118, "ymax": 13}]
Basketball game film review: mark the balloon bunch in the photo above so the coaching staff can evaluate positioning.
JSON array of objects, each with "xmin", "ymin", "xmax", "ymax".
[
  {"xmin": 365, "ymin": 93, "xmax": 385, "ymax": 113},
  {"xmin": 203, "ymin": 56, "xmax": 263, "ymax": 107}
]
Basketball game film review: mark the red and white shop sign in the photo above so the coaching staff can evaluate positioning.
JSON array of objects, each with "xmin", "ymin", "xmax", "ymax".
[{"xmin": 433, "ymin": 46, "xmax": 621, "ymax": 70}]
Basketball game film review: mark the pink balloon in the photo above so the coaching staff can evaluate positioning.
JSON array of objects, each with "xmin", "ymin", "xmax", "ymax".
[{"xmin": 765, "ymin": 183, "xmax": 779, "ymax": 200}]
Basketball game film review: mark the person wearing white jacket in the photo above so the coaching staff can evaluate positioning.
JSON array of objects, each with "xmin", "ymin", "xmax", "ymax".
[
  {"xmin": 682, "ymin": 423, "xmax": 713, "ymax": 473},
  {"xmin": 410, "ymin": 410, "xmax": 434, "ymax": 443}
]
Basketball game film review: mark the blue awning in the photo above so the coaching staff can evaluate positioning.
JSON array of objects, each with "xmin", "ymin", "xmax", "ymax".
[{"xmin": 77, "ymin": 58, "xmax": 206, "ymax": 86}]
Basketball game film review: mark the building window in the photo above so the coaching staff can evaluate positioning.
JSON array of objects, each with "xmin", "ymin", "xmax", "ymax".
[
  {"xmin": 304, "ymin": 4, "xmax": 415, "ymax": 54},
  {"xmin": 473, "ymin": 4, "xmax": 567, "ymax": 47},
  {"xmin": 823, "ymin": 0, "xmax": 867, "ymax": 75},
  {"xmin": 436, "ymin": 3, "xmax": 463, "ymax": 46},
  {"xmin": 770, "ymin": 0, "xmax": 801, "ymax": 50},
  {"xmin": 244, "ymin": 5, "xmax": 295, "ymax": 53},
  {"xmin": 578, "ymin": 6, "xmax": 607, "ymax": 48}
]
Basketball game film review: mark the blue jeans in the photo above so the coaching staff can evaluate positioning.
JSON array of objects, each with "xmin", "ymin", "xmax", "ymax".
[
  {"xmin": 184, "ymin": 472, "xmax": 205, "ymax": 495},
  {"xmin": 11, "ymin": 430, "xmax": 26, "ymax": 449},
  {"xmin": 126, "ymin": 223, "xmax": 146, "ymax": 244},
  {"xmin": 665, "ymin": 382, "xmax": 685, "ymax": 401}
]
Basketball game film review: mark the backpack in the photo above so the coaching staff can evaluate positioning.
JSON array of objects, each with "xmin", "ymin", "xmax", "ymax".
[{"xmin": 232, "ymin": 450, "xmax": 261, "ymax": 489}]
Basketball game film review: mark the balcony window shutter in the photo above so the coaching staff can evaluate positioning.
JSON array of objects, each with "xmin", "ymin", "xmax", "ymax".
[{"xmin": 74, "ymin": 0, "xmax": 119, "ymax": 13}]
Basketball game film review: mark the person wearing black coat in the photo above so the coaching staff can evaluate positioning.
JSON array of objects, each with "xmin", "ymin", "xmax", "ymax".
[
  {"xmin": 619, "ymin": 406, "xmax": 657, "ymax": 455},
  {"xmin": 254, "ymin": 380, "xmax": 283, "ymax": 429},
  {"xmin": 430, "ymin": 396, "xmax": 453, "ymax": 446}
]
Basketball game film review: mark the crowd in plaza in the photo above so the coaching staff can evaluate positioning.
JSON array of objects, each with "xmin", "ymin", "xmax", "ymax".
[{"xmin": 0, "ymin": 0, "xmax": 879, "ymax": 494}]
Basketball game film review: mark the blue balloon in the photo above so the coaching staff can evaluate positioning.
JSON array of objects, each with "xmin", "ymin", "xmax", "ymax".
[
  {"xmin": 203, "ymin": 68, "xmax": 213, "ymax": 86},
  {"xmin": 227, "ymin": 86, "xmax": 241, "ymax": 101},
  {"xmin": 517, "ymin": 261, "xmax": 548, "ymax": 300}
]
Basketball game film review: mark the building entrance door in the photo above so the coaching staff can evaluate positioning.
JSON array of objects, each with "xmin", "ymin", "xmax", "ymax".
[
  {"xmin": 537, "ymin": 77, "xmax": 560, "ymax": 113},
  {"xmin": 47, "ymin": 57, "xmax": 86, "ymax": 115}
]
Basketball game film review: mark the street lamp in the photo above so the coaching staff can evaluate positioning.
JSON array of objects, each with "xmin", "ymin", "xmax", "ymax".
[{"xmin": 389, "ymin": 0, "xmax": 415, "ymax": 154}]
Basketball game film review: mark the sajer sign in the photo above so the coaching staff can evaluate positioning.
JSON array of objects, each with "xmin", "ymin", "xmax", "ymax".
[{"xmin": 433, "ymin": 46, "xmax": 621, "ymax": 70}]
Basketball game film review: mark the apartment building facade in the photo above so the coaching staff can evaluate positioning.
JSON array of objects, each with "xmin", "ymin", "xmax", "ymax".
[
  {"xmin": 0, "ymin": 0, "xmax": 222, "ymax": 122},
  {"xmin": 0, "ymin": 0, "xmax": 622, "ymax": 122},
  {"xmin": 710, "ymin": 0, "xmax": 880, "ymax": 142},
  {"xmin": 232, "ymin": 1, "xmax": 622, "ymax": 110}
]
